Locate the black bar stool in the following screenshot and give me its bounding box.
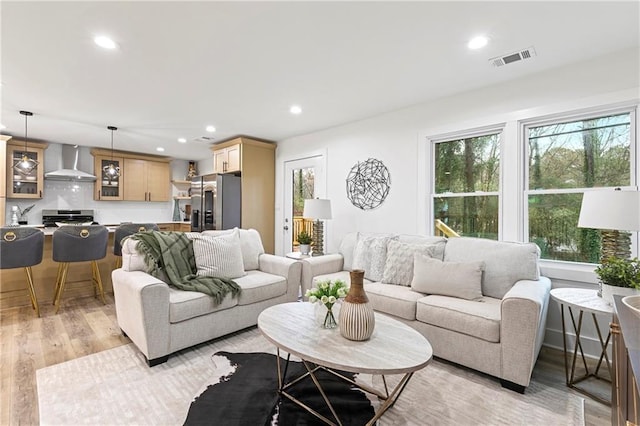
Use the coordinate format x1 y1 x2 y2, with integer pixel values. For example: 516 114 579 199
113 223 159 268
52 225 108 313
0 227 44 317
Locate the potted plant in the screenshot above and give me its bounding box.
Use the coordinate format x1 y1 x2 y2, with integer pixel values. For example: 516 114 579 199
297 230 312 255
595 257 640 304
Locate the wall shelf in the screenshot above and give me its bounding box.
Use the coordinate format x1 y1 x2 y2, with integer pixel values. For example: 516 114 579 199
171 180 191 185
173 196 190 200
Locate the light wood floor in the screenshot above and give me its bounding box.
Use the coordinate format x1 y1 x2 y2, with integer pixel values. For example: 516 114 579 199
1 295 610 425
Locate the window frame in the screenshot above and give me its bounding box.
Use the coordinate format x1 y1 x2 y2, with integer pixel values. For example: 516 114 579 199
521 105 638 266
429 124 505 239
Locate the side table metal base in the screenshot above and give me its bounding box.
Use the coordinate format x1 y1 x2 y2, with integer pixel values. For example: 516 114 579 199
560 303 612 406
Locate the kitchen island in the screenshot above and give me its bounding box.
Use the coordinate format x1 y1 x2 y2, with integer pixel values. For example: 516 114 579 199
0 221 190 311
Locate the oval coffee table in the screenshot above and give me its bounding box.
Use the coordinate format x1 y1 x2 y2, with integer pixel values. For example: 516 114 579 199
258 302 433 426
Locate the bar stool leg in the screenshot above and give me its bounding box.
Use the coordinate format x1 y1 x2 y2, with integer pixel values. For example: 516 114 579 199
91 260 106 304
24 266 40 317
54 262 70 314
53 263 64 305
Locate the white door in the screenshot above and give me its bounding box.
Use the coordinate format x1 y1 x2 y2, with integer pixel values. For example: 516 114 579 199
283 155 325 254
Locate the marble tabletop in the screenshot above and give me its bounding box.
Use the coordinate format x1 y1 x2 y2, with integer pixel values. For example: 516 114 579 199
258 302 433 375
550 288 613 316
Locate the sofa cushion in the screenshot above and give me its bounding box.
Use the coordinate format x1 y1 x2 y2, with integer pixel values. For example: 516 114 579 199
202 228 264 271
381 240 441 286
444 237 540 299
365 282 424 320
411 254 484 300
234 270 288 306
338 232 360 271
416 295 501 343
352 234 398 282
191 230 246 279
169 287 238 323
398 235 447 261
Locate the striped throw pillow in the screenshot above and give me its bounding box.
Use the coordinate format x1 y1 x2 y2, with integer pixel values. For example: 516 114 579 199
191 229 246 279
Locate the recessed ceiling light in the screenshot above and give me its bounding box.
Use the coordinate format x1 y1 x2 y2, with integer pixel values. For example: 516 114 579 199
468 36 489 50
156 147 165 152
94 35 118 49
177 138 187 143
290 105 302 115
206 125 216 133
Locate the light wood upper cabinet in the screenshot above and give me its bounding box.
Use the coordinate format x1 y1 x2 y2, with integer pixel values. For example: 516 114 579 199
91 148 170 202
93 154 124 200
123 158 170 202
213 143 241 174
210 136 276 253
6 139 48 199
146 160 170 202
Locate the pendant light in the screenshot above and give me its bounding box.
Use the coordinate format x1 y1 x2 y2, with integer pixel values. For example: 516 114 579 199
13 110 39 175
102 126 120 177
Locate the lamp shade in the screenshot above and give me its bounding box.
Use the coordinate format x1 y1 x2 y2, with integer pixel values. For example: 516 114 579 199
578 190 640 231
303 199 332 220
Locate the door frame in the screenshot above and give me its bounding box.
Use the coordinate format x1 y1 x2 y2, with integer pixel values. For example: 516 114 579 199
280 150 327 255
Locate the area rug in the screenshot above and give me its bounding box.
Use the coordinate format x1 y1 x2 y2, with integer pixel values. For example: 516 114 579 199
37 327 585 425
184 352 375 425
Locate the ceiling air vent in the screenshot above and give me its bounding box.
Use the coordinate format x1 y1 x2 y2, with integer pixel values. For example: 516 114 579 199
193 136 215 143
489 46 536 67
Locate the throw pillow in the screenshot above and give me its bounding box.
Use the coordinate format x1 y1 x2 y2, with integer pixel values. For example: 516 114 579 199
411 253 484 300
191 229 246 279
352 234 398 282
381 240 440 286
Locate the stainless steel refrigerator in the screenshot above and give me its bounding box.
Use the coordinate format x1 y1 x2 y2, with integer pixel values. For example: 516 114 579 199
190 174 241 232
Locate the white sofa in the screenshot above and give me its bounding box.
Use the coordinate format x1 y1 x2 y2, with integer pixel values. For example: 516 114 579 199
112 229 301 366
301 232 551 393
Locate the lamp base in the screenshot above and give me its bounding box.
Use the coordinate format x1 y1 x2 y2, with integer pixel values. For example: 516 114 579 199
312 220 324 256
600 230 631 261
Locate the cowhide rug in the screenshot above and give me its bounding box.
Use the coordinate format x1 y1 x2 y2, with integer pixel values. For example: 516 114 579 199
183 351 375 426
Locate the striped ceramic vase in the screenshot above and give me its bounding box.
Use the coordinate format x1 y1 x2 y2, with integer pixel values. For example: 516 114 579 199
339 269 375 341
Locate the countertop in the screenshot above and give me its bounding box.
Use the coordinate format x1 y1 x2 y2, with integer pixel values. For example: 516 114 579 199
8 221 189 236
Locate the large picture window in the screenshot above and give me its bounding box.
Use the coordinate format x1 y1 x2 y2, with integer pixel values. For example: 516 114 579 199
526 111 633 262
433 132 501 239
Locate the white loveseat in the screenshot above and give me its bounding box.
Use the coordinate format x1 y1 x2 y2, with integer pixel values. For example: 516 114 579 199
112 229 301 366
301 232 551 393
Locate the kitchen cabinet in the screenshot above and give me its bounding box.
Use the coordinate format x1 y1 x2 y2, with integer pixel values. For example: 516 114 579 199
5 139 48 199
93 154 124 200
213 143 241 174
91 148 171 202
210 136 275 253
123 159 170 202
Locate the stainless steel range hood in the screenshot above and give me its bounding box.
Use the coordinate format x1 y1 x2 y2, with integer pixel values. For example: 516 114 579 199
45 144 97 181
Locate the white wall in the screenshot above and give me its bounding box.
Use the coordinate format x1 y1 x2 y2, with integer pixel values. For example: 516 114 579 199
275 47 640 356
5 143 192 225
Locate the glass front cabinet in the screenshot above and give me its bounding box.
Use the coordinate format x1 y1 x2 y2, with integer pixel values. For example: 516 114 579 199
94 154 124 200
6 140 47 199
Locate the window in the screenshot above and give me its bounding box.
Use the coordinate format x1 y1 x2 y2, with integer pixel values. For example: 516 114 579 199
432 131 501 239
525 111 633 263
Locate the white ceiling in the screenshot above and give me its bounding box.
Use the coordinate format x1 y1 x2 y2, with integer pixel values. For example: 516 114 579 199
1 1 639 161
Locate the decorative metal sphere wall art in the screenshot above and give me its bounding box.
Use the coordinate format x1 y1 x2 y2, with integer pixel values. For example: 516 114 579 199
346 158 391 210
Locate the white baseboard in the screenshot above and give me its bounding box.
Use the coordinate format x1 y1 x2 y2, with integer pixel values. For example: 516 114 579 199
543 327 611 361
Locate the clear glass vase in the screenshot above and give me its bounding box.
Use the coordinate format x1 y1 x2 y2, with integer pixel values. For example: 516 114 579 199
315 303 338 329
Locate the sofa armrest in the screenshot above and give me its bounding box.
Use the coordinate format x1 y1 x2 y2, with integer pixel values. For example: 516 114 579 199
258 254 302 298
300 254 345 297
112 269 171 361
500 276 551 387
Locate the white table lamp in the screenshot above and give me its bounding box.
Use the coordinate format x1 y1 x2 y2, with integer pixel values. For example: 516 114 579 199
578 189 640 260
303 199 332 256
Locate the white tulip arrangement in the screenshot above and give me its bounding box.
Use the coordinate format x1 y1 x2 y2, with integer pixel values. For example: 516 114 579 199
305 280 348 328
